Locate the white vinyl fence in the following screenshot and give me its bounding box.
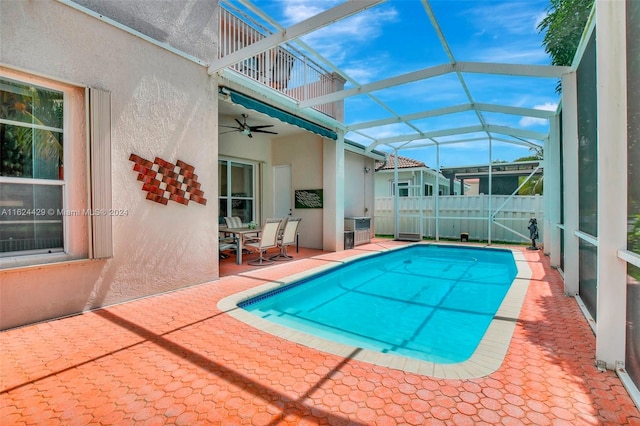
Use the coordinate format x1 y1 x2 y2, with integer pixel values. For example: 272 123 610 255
374 195 543 243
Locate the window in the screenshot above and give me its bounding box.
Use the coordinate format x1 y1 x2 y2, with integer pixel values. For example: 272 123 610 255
0 77 64 256
424 184 433 196
219 159 255 223
391 180 410 197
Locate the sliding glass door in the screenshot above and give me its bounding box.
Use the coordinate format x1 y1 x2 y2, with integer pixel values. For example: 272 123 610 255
218 159 255 224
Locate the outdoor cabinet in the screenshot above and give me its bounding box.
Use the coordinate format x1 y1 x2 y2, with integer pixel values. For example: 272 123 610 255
344 217 371 246
344 230 354 249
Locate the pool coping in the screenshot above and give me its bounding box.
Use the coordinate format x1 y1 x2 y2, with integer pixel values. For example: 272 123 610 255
217 243 532 379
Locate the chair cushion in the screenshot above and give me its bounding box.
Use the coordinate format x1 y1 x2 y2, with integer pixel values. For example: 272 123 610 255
225 216 243 228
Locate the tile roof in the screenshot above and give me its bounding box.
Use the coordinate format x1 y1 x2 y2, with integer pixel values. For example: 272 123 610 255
375 154 426 170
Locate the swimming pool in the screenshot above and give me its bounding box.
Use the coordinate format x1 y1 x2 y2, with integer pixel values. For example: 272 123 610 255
219 243 531 378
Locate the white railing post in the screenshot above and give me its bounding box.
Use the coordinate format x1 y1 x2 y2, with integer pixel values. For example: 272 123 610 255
393 148 400 240
488 139 493 245
435 144 440 241
304 56 309 102
419 169 424 238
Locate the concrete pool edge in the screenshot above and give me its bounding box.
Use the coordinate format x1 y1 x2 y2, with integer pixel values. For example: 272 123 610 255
217 244 532 379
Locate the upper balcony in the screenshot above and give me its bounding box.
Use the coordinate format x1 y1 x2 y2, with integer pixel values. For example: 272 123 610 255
218 5 344 120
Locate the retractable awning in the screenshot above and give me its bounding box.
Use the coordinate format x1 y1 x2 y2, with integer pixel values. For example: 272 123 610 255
222 88 338 140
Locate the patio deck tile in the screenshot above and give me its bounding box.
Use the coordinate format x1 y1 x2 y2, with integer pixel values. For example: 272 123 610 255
1 240 640 425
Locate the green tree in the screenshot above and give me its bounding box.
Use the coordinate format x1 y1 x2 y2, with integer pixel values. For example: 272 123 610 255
0 82 63 179
537 0 595 91
515 147 543 195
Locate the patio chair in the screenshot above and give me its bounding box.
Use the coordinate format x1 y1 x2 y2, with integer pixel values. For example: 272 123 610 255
224 216 243 228
270 217 301 261
245 218 283 266
224 216 258 255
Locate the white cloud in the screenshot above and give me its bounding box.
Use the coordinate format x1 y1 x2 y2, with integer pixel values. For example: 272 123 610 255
534 101 558 111
277 1 399 66
457 1 550 65
279 0 398 42
473 46 550 64
519 102 557 127
302 8 398 47
465 2 548 37
342 66 377 83
281 0 342 25
534 11 548 31
519 116 546 127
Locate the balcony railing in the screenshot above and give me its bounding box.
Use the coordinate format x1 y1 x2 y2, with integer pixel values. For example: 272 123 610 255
218 5 340 118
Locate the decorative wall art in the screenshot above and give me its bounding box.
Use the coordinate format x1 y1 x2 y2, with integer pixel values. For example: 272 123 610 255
129 154 207 206
295 189 323 209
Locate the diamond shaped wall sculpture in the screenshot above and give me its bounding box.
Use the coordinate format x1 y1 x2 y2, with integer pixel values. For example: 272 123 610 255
129 154 207 206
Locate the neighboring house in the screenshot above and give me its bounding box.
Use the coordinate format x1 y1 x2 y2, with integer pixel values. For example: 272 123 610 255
374 154 463 197
463 178 480 195
0 0 382 330
441 161 542 196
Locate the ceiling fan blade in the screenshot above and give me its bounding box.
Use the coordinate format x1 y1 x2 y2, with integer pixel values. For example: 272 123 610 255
229 115 277 137
249 124 275 130
220 125 241 129
219 130 240 135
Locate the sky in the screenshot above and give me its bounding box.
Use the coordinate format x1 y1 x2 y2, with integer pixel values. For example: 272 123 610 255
223 0 559 168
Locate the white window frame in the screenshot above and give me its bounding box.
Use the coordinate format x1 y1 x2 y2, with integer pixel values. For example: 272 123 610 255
390 180 411 197
0 76 66 258
424 183 433 196
0 68 101 268
218 157 257 223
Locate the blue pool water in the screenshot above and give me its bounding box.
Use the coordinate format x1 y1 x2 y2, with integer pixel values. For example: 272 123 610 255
240 245 517 364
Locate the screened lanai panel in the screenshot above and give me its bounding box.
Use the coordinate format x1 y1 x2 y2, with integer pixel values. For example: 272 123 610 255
578 238 597 320
577 32 598 238
628 267 640 399
626 0 640 393
628 0 640 253
577 31 598 319
559 111 565 272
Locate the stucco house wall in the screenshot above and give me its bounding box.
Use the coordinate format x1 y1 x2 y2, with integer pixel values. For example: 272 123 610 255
72 0 219 64
271 133 325 249
344 151 375 219
0 0 220 330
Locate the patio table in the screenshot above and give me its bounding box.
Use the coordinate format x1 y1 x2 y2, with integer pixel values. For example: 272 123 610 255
219 227 260 264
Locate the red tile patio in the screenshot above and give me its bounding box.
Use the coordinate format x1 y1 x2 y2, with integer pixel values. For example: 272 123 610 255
2 240 639 425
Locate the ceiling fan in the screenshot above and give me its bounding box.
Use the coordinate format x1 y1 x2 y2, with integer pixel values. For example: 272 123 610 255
219 114 277 138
